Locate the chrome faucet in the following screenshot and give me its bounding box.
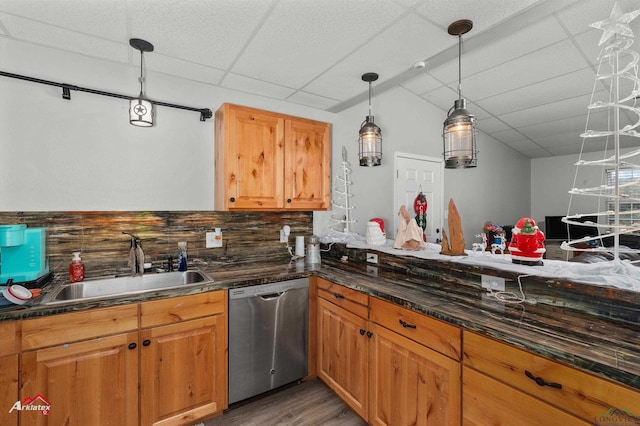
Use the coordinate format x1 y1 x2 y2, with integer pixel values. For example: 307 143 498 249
123 232 144 275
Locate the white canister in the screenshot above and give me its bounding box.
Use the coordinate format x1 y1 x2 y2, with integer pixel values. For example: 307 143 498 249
295 236 305 257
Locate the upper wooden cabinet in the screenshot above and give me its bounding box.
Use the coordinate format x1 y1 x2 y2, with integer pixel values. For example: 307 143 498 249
215 103 331 211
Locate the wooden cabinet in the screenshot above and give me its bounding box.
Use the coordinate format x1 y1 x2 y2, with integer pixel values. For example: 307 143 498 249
215 103 331 211
0 321 20 426
368 298 461 426
317 278 461 425
17 291 227 426
20 305 139 426
317 278 369 419
463 330 640 425
140 292 227 426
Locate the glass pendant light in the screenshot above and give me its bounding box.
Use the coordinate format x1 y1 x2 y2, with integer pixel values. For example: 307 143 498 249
359 72 382 167
129 38 154 127
443 20 477 169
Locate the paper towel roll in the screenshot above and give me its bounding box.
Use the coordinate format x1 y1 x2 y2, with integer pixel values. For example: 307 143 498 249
295 236 305 257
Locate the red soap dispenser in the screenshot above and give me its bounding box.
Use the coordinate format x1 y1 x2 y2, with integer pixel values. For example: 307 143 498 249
69 251 85 283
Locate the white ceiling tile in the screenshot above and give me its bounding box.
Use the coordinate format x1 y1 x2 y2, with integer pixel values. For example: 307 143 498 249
555 0 640 36
499 91 608 128
287 91 340 110
231 0 406 89
303 14 451 101
504 140 552 158
0 0 127 41
145 54 225 85
221 73 296 100
0 13 128 63
414 0 542 35
401 71 444 95
477 117 511 134
518 115 588 140
420 85 456 112
490 129 528 144
460 39 591 100
476 67 597 116
129 0 276 69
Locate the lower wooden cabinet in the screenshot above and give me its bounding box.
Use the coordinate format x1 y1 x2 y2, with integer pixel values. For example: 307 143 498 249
369 323 460 426
16 290 228 426
140 315 227 426
317 279 461 425
0 321 20 426
463 330 640 425
317 296 369 419
20 331 139 426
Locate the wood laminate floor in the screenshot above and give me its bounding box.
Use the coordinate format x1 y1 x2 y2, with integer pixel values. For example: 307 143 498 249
203 379 366 426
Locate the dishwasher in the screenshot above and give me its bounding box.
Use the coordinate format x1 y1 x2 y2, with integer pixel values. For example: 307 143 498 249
228 278 309 404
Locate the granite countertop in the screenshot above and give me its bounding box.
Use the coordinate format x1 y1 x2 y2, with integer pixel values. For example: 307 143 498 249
1 256 638 392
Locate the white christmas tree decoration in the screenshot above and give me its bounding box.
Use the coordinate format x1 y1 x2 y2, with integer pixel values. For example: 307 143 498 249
325 146 358 241
563 1 640 263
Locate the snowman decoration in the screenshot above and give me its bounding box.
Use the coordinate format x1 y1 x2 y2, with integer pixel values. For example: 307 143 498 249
509 217 546 266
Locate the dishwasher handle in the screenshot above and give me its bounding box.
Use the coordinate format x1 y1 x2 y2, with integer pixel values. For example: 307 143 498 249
260 292 284 300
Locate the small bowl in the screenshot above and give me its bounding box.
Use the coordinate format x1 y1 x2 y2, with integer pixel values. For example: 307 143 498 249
3 284 32 305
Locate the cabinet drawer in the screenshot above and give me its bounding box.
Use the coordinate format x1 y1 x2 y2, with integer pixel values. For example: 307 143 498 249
141 290 226 328
463 331 640 422
317 278 368 318
369 296 461 360
22 304 139 350
463 366 588 426
0 321 19 356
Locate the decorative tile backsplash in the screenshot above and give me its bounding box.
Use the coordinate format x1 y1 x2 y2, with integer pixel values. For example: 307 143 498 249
0 211 313 279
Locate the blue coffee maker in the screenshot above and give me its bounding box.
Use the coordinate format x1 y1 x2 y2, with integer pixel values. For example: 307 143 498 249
0 224 49 284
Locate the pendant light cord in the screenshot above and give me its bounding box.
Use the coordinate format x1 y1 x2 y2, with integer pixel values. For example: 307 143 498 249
139 51 145 97
368 81 373 116
457 34 462 99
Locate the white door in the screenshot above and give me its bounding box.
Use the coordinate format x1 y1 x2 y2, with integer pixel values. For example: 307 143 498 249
394 153 444 242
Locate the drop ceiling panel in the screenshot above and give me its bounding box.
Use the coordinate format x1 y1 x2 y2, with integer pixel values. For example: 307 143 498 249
414 0 542 36
518 115 592 140
221 73 297 100
476 67 597 116
287 91 340 110
303 14 450 101
490 129 528 144
0 13 128 63
129 0 274 69
146 54 225 86
231 0 406 89
401 72 444 96
477 117 512 134
555 0 640 36
0 0 128 41
499 92 604 128
459 39 592 101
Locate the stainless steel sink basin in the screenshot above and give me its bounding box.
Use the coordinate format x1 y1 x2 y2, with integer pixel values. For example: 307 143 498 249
42 270 213 305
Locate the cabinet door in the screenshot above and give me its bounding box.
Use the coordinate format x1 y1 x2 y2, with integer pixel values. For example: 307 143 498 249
1 354 18 426
140 315 227 426
20 332 139 426
284 118 331 210
463 367 588 426
216 104 285 210
317 297 369 420
369 323 460 426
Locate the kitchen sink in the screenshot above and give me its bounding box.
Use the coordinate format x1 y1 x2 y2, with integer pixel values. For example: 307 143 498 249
41 270 213 305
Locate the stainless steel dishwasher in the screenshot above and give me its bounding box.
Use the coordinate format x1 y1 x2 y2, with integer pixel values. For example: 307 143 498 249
228 278 309 404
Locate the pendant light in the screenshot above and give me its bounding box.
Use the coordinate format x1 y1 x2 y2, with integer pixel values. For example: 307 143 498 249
359 72 382 167
443 20 477 169
129 38 154 127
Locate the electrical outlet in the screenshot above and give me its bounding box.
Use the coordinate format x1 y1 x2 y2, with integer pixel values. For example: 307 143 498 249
366 252 378 264
366 265 378 276
481 274 505 292
206 229 223 248
280 225 290 243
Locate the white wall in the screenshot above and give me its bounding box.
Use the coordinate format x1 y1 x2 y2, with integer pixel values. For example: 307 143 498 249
1 38 532 248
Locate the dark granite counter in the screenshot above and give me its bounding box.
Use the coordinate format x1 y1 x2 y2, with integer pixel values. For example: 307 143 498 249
1 253 638 393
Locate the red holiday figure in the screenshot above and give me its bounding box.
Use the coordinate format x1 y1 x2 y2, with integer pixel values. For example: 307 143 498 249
509 217 546 265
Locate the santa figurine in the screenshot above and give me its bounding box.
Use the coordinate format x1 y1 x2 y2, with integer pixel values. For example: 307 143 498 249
509 217 546 266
